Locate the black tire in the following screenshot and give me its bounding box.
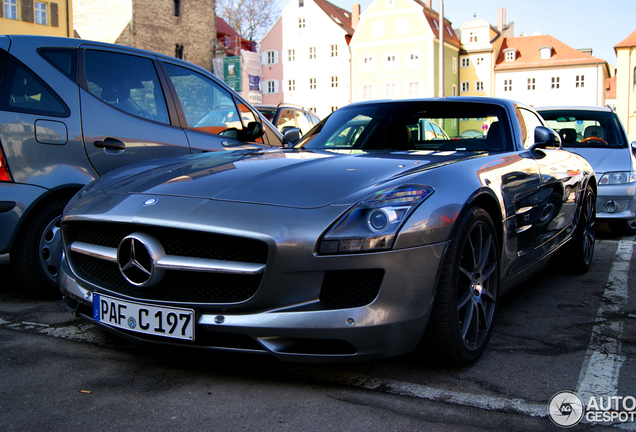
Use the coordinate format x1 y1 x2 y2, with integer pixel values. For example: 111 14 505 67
10 198 68 296
567 184 596 274
425 207 499 366
608 219 636 236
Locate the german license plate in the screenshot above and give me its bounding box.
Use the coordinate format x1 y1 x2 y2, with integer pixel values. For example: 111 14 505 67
93 294 194 341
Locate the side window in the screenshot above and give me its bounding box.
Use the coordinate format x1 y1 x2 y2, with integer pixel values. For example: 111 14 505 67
518 108 544 149
0 54 69 117
39 48 78 81
163 62 241 135
84 50 170 124
295 111 313 133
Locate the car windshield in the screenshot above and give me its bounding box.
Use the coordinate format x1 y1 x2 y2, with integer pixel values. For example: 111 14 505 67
297 101 511 152
538 109 628 149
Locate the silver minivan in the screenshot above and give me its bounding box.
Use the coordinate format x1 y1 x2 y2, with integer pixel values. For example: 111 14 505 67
537 106 636 235
0 35 288 294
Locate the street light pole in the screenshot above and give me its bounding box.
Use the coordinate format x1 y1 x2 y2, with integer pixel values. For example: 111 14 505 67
439 0 444 97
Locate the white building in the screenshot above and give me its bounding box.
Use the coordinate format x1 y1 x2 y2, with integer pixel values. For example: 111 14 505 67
494 34 609 106
259 0 354 117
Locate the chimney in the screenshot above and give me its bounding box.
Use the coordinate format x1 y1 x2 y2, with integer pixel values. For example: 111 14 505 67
498 8 506 32
352 4 360 28
425 0 431 9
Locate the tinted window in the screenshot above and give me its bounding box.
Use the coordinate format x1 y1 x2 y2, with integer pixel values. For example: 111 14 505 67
539 109 628 148
84 50 170 124
39 48 77 81
0 54 69 117
163 62 242 134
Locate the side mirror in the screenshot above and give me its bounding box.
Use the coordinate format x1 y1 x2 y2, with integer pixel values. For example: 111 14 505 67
282 127 301 146
631 142 636 157
533 126 561 150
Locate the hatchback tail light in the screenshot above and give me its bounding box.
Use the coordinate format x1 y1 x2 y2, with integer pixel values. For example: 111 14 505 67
0 145 12 182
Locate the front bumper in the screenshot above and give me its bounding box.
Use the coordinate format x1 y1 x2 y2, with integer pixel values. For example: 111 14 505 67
59 240 448 362
596 182 636 221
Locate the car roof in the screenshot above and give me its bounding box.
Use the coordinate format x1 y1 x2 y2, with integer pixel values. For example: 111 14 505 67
535 106 613 113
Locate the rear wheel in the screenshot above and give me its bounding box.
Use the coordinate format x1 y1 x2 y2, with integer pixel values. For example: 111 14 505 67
11 198 68 296
567 184 596 274
425 207 499 366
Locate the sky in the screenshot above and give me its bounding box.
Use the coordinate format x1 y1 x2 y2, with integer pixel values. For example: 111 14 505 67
275 0 635 66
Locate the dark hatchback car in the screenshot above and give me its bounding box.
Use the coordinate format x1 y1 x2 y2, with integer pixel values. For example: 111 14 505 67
0 35 286 294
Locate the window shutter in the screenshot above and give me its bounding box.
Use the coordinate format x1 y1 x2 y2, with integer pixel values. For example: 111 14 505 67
261 52 268 65
0 3 3 18
274 80 279 93
273 50 279 65
51 3 59 27
21 0 34 23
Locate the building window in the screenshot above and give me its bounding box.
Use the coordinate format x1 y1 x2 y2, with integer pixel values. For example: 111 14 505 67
331 106 338 112
386 0 394 7
576 75 585 88
634 68 636 93
527 78 535 90
5 0 18 20
383 53 398 70
469 31 477 43
331 76 338 88
475 81 484 91
504 79 512 91
288 49 295 62
299 0 304 7
288 79 295 91
309 47 316 59
461 81 469 92
452 85 457 96
505 50 516 62
461 58 470 68
476 57 484 66
267 81 276 93
372 21 385 37
551 77 560 89
452 57 457 74
266 50 278 64
360 55 376 72
309 107 317 113
331 44 338 57
35 1 47 25
408 82 419 97
299 18 305 28
309 78 316 89
173 0 180 17
175 44 184 59
385 83 396 98
363 85 373 100
396 17 409 35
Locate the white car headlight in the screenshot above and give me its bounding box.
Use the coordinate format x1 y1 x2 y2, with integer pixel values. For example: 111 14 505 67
318 185 434 254
599 171 636 185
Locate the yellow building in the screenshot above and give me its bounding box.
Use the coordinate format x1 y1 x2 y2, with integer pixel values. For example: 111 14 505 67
458 10 513 97
1 0 73 37
614 28 636 142
349 0 460 102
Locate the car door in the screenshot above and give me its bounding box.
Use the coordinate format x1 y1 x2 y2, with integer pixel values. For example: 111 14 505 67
159 60 272 152
79 46 190 176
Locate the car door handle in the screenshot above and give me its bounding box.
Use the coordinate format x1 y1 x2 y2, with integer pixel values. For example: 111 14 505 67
94 138 126 151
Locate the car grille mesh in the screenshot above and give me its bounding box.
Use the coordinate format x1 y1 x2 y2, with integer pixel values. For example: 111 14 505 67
66 222 267 304
319 269 384 306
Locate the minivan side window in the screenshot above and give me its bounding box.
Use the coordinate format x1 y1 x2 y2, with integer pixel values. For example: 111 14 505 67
162 62 243 135
0 54 69 117
84 50 170 124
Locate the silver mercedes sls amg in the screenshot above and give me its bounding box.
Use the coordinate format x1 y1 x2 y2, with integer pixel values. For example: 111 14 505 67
58 97 597 365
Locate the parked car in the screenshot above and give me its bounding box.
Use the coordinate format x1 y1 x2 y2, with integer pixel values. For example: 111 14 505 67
536 106 636 235
256 103 320 137
0 35 290 295
58 97 596 365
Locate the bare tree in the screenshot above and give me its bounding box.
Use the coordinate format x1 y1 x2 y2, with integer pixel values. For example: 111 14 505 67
216 0 280 42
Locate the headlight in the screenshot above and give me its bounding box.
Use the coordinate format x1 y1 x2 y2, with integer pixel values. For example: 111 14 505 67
599 171 636 185
318 185 434 254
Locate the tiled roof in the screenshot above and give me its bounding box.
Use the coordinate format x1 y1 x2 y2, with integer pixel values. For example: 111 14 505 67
495 34 606 70
314 0 354 35
216 17 239 38
615 28 636 50
412 0 460 48
606 76 617 99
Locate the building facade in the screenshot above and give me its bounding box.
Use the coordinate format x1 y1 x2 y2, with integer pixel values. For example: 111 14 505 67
614 29 636 142
259 0 354 117
73 0 216 71
349 0 460 102
1 0 73 37
493 34 609 107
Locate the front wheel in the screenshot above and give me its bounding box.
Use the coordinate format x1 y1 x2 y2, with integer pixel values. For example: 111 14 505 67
425 207 500 366
11 198 68 296
567 184 596 274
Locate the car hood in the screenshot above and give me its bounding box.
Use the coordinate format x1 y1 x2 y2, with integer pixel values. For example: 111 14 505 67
565 147 632 174
98 149 475 209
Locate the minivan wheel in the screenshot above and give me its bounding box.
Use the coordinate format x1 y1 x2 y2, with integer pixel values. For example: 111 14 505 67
11 198 68 296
